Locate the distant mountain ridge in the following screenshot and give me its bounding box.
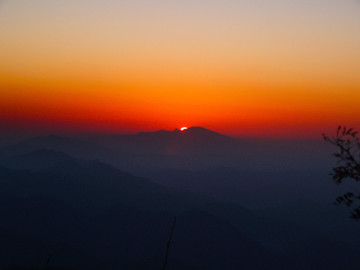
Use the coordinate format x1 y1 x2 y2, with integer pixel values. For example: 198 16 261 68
0 127 240 172
101 126 237 155
0 134 109 158
134 126 233 139
124 126 234 141
0 127 235 155
1 148 78 171
0 127 332 172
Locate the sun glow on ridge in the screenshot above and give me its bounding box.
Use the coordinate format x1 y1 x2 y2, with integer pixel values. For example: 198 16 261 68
180 127 188 131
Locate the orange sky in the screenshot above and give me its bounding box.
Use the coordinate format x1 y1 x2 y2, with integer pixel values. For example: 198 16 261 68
1 0 360 138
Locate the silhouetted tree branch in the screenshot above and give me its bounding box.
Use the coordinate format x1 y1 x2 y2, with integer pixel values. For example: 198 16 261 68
323 126 360 219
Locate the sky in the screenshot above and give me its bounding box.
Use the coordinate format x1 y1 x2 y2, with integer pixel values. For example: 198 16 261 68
0 0 359 138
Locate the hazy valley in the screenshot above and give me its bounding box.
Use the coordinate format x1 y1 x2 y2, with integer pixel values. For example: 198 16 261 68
0 127 358 269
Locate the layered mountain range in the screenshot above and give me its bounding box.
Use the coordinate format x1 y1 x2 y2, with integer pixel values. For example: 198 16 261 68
0 127 356 269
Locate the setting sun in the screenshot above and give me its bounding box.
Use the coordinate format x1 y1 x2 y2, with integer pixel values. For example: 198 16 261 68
180 127 188 131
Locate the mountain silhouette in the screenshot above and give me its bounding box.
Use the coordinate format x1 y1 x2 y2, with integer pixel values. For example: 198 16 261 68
99 126 237 155
0 128 239 172
0 135 109 159
0 128 332 173
1 148 78 171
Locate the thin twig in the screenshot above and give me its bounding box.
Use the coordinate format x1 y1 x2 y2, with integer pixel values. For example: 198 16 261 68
44 254 52 270
161 216 176 270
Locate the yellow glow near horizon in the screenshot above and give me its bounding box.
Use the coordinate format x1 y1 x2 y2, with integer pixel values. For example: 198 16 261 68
0 1 360 137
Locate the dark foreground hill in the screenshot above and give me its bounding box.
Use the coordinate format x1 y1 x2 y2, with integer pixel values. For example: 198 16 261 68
0 162 283 270
0 158 359 270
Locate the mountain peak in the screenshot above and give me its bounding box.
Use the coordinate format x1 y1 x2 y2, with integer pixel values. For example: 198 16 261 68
171 126 233 140
187 126 219 134
173 126 222 134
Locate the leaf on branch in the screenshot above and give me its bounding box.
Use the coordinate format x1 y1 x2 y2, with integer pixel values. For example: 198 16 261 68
350 207 360 220
346 128 353 135
337 125 342 136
